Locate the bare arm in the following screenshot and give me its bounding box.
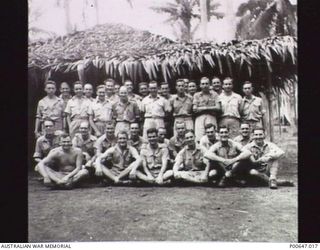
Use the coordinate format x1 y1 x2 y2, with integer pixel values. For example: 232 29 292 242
204 145 227 163
89 115 102 137
64 150 83 180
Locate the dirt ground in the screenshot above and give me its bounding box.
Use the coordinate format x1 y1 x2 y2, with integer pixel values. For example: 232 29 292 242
28 128 297 242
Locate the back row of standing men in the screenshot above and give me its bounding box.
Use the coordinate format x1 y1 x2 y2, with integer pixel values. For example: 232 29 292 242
34 77 266 142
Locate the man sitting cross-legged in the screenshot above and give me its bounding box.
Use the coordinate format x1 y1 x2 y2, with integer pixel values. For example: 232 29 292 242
243 127 293 189
94 131 141 184
204 126 251 187
173 130 214 184
130 128 173 185
37 133 89 189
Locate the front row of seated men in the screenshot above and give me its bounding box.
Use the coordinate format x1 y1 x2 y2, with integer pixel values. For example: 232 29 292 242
34 119 293 190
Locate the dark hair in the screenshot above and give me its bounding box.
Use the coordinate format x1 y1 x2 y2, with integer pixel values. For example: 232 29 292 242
212 77 221 82
96 85 106 91
223 77 233 83
240 122 251 128
124 79 133 84
243 81 253 88
146 128 158 135
73 81 83 88
60 82 70 88
176 79 184 85
130 122 140 128
105 121 115 127
218 125 229 132
185 129 195 135
158 127 166 132
138 82 148 87
149 80 158 86
204 123 216 130
104 78 115 84
44 80 56 88
117 130 129 138
160 82 169 87
253 127 265 133
60 133 71 140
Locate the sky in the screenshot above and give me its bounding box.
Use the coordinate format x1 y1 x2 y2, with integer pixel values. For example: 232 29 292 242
29 0 297 43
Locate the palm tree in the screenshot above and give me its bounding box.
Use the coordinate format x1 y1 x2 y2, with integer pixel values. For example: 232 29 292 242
236 0 297 40
150 0 224 42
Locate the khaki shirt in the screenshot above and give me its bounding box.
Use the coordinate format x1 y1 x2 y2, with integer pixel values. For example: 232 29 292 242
94 134 117 154
101 145 139 171
88 99 113 122
59 94 72 111
193 91 219 108
241 95 265 122
128 94 142 107
243 141 285 160
169 135 187 155
175 145 207 171
33 134 61 159
128 136 147 153
218 92 243 118
209 139 243 159
141 95 171 118
233 135 252 146
36 96 64 123
72 133 97 157
140 144 169 171
112 101 140 122
64 96 91 121
170 94 193 117
106 94 120 106
199 135 218 150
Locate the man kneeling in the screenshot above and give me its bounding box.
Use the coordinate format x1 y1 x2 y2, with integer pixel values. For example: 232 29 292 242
94 131 140 184
37 134 89 189
173 130 212 184
131 128 173 185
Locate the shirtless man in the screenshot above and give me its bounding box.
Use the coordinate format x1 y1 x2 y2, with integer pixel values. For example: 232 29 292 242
37 134 89 189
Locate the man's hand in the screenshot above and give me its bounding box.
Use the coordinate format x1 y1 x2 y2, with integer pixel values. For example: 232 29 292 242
114 176 120 184
222 159 234 167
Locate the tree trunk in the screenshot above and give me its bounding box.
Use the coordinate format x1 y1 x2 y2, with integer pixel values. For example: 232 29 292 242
64 0 72 34
267 73 274 142
200 0 208 41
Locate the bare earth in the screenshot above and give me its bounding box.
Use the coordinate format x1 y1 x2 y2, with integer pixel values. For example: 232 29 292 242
28 131 297 242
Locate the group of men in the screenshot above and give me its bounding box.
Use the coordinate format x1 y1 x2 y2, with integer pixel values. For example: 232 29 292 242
33 77 292 189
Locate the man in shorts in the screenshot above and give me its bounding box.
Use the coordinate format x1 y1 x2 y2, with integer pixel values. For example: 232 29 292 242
94 131 141 184
204 126 251 187
37 134 89 189
130 128 173 185
173 130 213 184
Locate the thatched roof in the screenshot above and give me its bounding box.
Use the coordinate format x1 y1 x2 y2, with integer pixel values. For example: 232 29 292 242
28 23 176 67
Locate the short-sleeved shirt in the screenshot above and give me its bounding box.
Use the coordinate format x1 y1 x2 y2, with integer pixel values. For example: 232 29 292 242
102 145 139 171
128 136 147 153
243 141 284 160
88 99 113 122
141 95 171 118
199 135 218 150
128 94 142 106
64 96 91 120
193 91 219 109
175 145 207 171
140 144 169 171
106 94 120 106
209 139 243 159
94 134 117 154
59 94 72 111
169 135 187 154
218 92 243 118
233 135 252 146
170 94 193 117
36 96 64 122
72 133 97 157
85 97 95 102
33 134 61 159
158 138 170 148
241 95 265 122
112 100 140 123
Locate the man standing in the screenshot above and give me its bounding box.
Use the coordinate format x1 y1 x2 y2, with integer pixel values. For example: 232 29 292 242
140 81 171 138
131 128 173 185
199 123 218 150
240 81 266 129
72 121 97 169
173 130 212 184
170 79 194 135
124 79 142 106
94 122 117 156
65 81 91 138
84 83 94 102
169 121 187 158
183 78 190 94
188 81 197 97
59 82 72 110
37 134 89 189
88 85 113 137
138 82 149 98
233 123 252 146
95 131 141 184
112 86 140 136
105 78 120 105
128 122 147 153
212 77 223 95
193 77 220 142
243 128 286 189
35 81 64 137
33 119 62 171
204 126 251 187
159 82 172 101
218 77 243 139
